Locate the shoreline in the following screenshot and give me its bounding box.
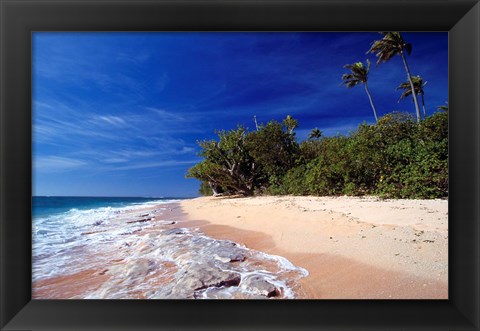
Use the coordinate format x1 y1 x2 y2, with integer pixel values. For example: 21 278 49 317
179 195 448 299
32 195 448 299
33 200 307 299
32 203 185 299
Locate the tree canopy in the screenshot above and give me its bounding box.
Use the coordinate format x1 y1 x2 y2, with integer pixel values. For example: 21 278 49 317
187 112 448 199
187 117 300 196
187 31 447 199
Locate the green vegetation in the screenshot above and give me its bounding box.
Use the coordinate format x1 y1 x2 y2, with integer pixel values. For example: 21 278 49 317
187 126 259 196
187 120 299 196
437 101 448 112
187 112 447 199
187 32 448 199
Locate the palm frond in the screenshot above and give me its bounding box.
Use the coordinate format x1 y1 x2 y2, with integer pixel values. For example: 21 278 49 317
403 43 412 55
396 81 411 91
341 60 369 87
342 79 361 88
396 75 427 101
367 31 412 64
436 101 448 111
398 89 412 101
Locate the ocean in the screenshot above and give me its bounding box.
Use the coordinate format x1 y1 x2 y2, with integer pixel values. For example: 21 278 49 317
33 196 182 219
32 196 183 282
32 196 307 299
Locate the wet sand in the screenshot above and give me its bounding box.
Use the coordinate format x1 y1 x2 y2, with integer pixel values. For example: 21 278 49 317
180 196 448 299
33 196 448 299
33 205 184 299
33 203 306 299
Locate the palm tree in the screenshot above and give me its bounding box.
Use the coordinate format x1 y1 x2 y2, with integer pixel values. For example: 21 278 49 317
283 115 298 134
309 128 322 140
367 32 422 123
397 75 427 119
253 115 259 131
342 59 379 123
437 102 448 112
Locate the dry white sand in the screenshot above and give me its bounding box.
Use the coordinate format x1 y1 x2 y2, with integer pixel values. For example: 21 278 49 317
180 195 448 299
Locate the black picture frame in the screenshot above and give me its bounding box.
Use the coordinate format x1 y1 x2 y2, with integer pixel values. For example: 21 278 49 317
1 0 479 330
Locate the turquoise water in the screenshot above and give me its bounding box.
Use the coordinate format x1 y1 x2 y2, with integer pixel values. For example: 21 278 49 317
32 196 185 281
33 196 185 219
32 196 308 299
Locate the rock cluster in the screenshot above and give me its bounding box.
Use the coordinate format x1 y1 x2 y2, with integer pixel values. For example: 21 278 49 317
141 228 298 299
83 212 306 299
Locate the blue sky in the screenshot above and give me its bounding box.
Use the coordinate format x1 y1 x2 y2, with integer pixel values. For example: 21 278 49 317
32 32 448 197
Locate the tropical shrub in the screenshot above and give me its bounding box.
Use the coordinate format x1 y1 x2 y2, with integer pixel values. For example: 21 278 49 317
189 112 448 199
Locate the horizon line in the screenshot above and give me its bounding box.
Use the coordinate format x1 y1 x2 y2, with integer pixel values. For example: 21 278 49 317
32 195 197 198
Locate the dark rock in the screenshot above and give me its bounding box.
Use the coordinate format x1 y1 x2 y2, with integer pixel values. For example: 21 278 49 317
190 263 241 289
206 241 247 262
243 275 280 297
124 258 156 278
81 229 107 235
162 228 185 235
99 269 109 275
127 218 152 224
216 248 247 262
120 229 142 235
170 263 241 298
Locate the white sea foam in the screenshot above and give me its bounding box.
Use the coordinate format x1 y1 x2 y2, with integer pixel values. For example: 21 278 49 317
33 199 307 299
32 199 179 280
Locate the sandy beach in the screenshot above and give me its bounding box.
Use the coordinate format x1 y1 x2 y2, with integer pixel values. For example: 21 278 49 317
180 195 448 299
32 195 448 300
33 200 308 299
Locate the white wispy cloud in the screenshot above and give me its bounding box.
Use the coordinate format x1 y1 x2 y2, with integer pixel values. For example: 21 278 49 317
109 149 160 159
33 116 121 143
112 159 198 171
33 98 77 114
115 52 151 65
94 115 128 127
33 101 54 110
34 156 87 172
146 107 185 121
34 41 148 100
155 73 169 92
102 158 129 164
74 141 196 168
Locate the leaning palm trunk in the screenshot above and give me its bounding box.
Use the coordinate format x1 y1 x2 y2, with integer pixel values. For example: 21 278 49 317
421 94 427 118
364 83 379 123
400 51 422 123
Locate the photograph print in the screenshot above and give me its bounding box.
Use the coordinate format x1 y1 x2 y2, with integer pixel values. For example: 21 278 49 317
32 32 448 299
